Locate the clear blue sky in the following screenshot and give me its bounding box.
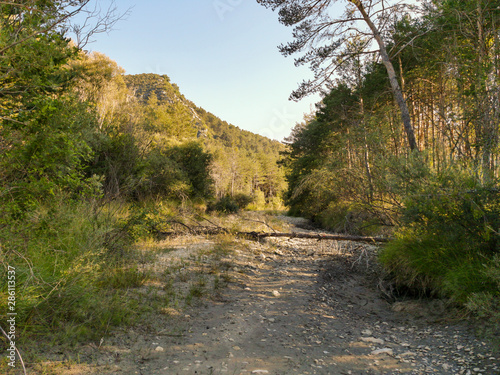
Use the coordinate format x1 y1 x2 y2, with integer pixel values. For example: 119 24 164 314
77 0 328 141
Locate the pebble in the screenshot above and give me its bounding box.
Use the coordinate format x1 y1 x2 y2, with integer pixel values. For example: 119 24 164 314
361 337 385 345
155 346 164 352
272 290 281 297
371 348 394 356
252 370 269 374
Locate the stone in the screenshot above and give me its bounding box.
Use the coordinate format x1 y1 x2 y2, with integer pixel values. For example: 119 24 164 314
155 346 164 352
361 337 385 345
371 348 394 356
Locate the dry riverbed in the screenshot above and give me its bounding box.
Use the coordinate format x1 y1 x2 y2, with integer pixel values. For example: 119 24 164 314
29 214 499 374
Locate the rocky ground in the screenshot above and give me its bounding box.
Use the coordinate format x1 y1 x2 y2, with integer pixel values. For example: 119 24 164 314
29 215 500 374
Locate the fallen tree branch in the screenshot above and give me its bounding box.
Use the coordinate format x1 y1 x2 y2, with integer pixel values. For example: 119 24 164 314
241 217 278 233
157 227 389 243
237 231 390 243
156 226 229 239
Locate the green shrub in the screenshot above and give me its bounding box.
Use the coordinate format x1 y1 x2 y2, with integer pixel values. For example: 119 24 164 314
233 193 253 210
248 190 267 211
208 195 240 214
380 167 500 304
318 201 382 235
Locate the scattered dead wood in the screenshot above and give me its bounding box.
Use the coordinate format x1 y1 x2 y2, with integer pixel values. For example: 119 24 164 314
237 231 390 243
157 227 389 243
156 226 229 239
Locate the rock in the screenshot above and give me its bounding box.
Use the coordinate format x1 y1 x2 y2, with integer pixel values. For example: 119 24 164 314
272 290 281 297
361 337 385 345
155 346 164 352
362 329 373 336
252 371 269 374
371 348 394 356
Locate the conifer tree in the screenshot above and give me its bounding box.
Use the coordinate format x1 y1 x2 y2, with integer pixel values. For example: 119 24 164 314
257 0 419 151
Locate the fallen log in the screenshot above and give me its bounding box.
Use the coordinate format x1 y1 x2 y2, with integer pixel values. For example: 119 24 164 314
157 228 389 243
237 231 390 243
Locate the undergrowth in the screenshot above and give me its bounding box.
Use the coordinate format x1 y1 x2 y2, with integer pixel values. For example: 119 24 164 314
379 166 500 338
0 196 148 352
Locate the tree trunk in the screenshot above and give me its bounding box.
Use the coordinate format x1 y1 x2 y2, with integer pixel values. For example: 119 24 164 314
349 0 419 152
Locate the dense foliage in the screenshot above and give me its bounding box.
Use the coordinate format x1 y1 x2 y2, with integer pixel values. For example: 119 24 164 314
0 2 286 351
280 0 500 329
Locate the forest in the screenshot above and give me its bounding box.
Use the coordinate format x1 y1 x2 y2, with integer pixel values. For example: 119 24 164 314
1 0 500 367
273 0 500 330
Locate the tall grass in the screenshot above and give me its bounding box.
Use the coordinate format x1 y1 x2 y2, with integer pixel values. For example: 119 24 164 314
0 196 146 346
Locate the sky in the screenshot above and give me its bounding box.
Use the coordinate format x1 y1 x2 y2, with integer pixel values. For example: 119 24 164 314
75 0 333 141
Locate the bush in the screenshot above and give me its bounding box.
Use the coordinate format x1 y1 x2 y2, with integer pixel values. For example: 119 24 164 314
248 190 267 211
208 195 240 214
380 167 500 304
233 193 253 210
318 201 382 235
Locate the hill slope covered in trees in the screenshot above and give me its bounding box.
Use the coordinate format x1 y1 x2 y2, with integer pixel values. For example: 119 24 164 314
123 73 286 206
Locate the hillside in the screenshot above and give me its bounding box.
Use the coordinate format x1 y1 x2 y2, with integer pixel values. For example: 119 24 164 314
124 73 283 154
124 73 286 202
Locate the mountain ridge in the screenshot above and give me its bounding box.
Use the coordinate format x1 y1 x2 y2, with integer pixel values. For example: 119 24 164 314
123 73 284 154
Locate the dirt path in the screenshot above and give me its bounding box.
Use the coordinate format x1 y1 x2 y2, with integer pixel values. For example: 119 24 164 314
69 216 498 374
